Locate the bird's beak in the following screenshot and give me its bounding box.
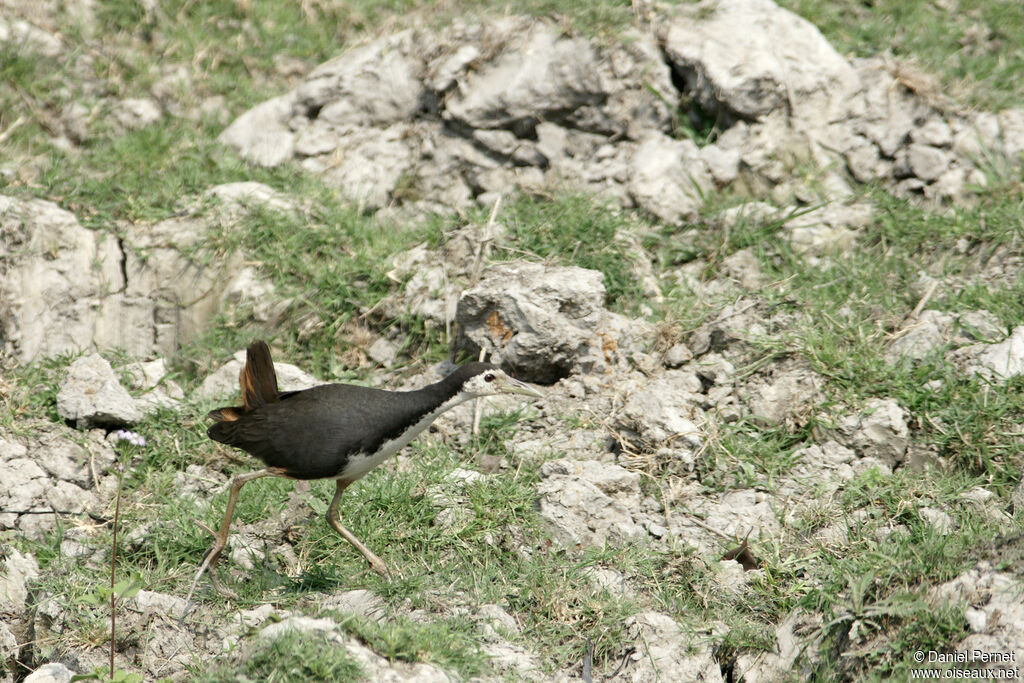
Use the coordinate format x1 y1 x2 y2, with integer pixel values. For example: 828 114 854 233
499 375 544 399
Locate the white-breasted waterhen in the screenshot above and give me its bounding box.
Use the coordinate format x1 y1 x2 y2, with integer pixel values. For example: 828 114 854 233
186 340 542 603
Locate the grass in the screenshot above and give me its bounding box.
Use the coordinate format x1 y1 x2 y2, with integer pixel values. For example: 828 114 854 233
776 0 1024 109
195 629 364 682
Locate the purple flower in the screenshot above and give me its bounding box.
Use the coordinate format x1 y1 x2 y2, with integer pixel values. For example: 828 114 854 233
111 430 147 448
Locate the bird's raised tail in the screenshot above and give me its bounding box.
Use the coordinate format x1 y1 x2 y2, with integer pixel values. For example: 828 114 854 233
208 341 280 427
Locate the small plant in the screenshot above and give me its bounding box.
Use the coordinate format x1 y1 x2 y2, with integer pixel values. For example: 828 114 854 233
84 429 148 683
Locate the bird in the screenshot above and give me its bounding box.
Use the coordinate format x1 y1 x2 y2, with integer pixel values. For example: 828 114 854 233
185 340 542 604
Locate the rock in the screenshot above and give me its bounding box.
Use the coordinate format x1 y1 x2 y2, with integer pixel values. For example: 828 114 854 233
888 309 1004 361
295 30 425 128
300 123 418 209
906 143 952 181
911 117 953 147
919 506 956 535
112 98 162 130
721 249 766 290
124 358 185 414
0 196 119 361
930 562 1024 675
0 619 16 661
616 373 704 452
536 458 645 547
622 611 724 682
663 343 694 368
366 337 398 367
998 108 1024 159
886 310 952 361
744 361 823 426
785 202 871 255
844 135 887 183
127 590 188 617
835 398 909 467
583 567 636 599
56 354 143 428
661 0 857 121
477 604 520 635
220 94 297 166
446 22 602 131
23 664 74 683
0 18 63 57
260 616 338 639
0 427 111 535
321 589 387 623
700 144 741 185
958 326 1024 380
205 181 297 214
0 548 39 614
628 132 712 223
455 261 609 383
735 611 822 681
220 266 285 324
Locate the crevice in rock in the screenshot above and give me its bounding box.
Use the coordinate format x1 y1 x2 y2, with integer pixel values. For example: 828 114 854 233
116 233 128 294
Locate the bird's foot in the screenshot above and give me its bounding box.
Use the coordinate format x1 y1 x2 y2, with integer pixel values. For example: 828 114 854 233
362 550 390 578
208 570 239 599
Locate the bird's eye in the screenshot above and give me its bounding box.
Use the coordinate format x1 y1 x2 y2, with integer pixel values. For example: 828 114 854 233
484 372 495 382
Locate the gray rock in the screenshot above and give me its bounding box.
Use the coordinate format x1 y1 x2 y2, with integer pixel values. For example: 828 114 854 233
445 22 602 131
661 0 857 121
300 123 418 209
919 506 956 535
836 398 909 467
366 337 398 367
663 343 694 368
23 664 74 683
785 202 871 255
0 619 16 661
907 143 952 181
260 616 338 639
218 94 296 166
127 589 188 617
112 98 161 130
999 108 1024 159
735 611 822 681
628 132 712 223
321 589 387 623
886 309 953 361
205 181 297 214
455 261 607 383
700 144 741 185
622 611 724 682
0 548 39 614
0 196 120 362
844 135 886 183
295 30 425 128
0 19 63 58
537 458 645 547
745 361 823 426
124 358 185 414
958 326 1024 380
930 562 1024 673
57 354 142 428
617 374 704 452
911 117 953 147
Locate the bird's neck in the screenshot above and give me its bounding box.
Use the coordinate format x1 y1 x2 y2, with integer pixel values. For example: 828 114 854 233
415 374 476 416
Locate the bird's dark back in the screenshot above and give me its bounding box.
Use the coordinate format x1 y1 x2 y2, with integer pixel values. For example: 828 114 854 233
208 381 451 479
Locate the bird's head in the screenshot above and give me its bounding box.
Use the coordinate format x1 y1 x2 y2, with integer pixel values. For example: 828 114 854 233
455 362 544 400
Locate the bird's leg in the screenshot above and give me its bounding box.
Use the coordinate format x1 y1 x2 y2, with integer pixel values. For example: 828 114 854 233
326 479 390 576
184 468 282 609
